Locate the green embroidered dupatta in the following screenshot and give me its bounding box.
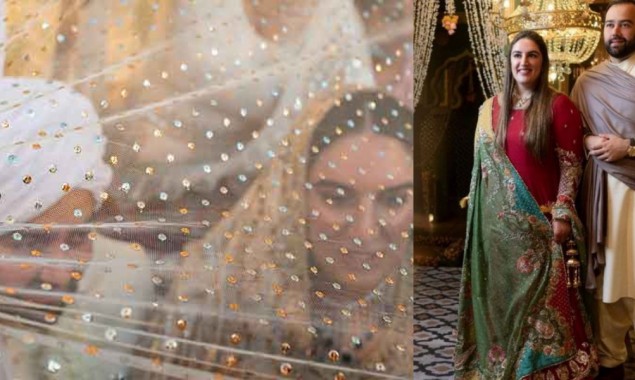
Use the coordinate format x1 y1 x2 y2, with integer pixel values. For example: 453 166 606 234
454 98 595 379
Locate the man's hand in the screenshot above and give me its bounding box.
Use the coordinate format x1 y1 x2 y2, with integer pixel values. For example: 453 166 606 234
587 134 630 162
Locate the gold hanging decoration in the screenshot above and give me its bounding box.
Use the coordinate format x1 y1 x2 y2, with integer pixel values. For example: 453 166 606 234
564 239 581 288
501 0 602 82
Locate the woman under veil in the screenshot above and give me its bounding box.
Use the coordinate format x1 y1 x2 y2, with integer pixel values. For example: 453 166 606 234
0 1 412 379
142 90 413 379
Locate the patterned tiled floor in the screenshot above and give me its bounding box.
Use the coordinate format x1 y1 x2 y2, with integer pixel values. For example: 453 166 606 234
413 266 460 380
413 266 635 380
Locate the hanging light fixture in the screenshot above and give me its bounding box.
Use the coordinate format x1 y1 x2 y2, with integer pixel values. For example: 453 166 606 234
502 0 602 82
464 0 508 97
414 0 441 105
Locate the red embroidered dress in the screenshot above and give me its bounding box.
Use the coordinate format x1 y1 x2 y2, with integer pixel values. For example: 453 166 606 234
454 95 597 379
493 94 583 214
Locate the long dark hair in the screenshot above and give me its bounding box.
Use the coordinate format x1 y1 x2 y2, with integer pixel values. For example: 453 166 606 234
496 30 556 160
307 90 413 169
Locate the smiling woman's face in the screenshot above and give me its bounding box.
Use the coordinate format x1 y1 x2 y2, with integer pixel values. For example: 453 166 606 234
307 130 412 298
510 38 543 92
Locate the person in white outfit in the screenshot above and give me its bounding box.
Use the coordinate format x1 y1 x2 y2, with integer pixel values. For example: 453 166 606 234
570 1 635 378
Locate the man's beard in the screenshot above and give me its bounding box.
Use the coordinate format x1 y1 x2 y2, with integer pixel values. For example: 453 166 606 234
605 36 635 59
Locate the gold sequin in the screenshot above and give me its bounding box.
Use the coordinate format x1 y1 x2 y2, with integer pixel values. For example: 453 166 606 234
61 183 71 192
70 271 82 281
225 355 238 367
328 349 340 362
229 333 241 345
279 363 293 376
85 345 100 356
281 342 291 355
176 319 187 331
23 175 32 184
61 295 75 305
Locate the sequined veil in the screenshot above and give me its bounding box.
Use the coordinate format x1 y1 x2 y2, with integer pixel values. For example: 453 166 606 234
147 90 414 379
0 1 413 379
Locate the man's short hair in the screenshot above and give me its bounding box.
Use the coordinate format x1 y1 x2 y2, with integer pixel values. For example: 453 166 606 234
607 0 635 12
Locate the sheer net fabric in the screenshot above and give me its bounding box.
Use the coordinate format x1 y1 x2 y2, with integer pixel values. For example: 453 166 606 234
0 1 412 379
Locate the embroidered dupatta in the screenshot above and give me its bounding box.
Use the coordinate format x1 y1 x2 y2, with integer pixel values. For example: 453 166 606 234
454 98 596 379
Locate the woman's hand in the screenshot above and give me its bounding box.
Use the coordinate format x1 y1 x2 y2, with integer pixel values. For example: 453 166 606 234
552 219 571 244
584 134 606 151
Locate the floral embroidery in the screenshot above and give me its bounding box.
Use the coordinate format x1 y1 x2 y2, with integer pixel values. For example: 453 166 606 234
555 366 569 379
534 320 556 340
487 345 506 366
553 147 582 221
516 249 543 273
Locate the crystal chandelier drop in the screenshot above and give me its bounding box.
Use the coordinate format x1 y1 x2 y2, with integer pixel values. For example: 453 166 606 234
464 0 508 97
502 0 602 82
414 0 441 105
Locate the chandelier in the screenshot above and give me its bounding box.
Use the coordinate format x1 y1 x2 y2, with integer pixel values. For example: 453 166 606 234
414 0 441 105
464 0 508 97
501 0 602 82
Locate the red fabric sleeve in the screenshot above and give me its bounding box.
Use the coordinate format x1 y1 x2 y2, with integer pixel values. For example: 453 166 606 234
551 94 584 220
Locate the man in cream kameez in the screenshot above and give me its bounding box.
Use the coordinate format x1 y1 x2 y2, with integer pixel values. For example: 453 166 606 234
571 1 635 379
